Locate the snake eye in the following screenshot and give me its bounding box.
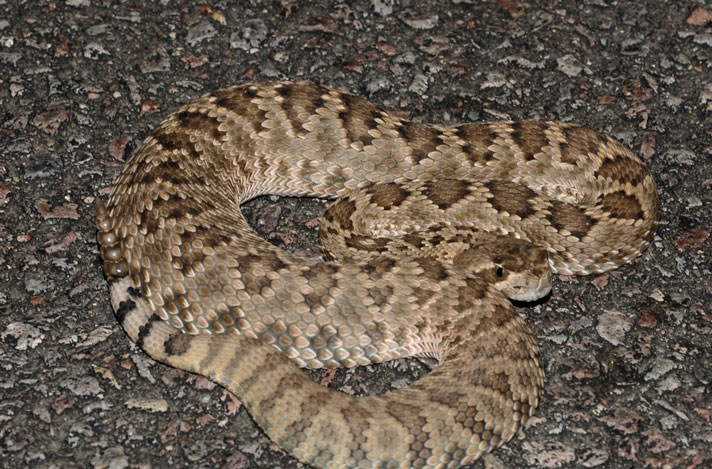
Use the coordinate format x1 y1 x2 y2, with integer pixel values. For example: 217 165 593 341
495 267 504 278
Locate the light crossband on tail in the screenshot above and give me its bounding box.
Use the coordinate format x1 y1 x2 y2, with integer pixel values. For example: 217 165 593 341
97 82 658 468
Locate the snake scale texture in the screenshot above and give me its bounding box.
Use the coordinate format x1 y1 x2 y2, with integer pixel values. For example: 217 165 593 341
96 82 659 468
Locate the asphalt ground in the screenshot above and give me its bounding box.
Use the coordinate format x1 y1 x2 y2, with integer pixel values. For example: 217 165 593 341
0 1 710 468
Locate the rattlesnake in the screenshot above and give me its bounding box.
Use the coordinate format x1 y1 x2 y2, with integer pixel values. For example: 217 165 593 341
96 81 659 468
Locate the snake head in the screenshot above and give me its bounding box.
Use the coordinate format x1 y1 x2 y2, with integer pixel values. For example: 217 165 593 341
454 238 552 302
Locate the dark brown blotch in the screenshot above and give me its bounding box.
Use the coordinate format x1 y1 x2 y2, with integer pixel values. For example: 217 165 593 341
599 190 644 220
344 234 392 253
454 276 488 314
212 87 267 131
152 127 201 161
411 285 436 308
180 249 204 269
322 210 334 224
183 225 232 248
559 125 608 166
176 111 225 143
213 86 256 108
415 258 450 283
138 159 206 187
278 83 327 135
547 200 595 239
594 154 646 187
264 252 290 273
423 179 471 210
364 182 409 210
456 124 496 164
397 121 442 164
363 283 394 309
153 193 206 219
300 262 339 286
326 197 357 231
139 193 208 235
362 257 398 277
485 181 538 220
340 93 381 147
402 232 427 250
237 252 289 273
235 252 260 271
510 121 550 162
139 209 158 235
425 232 445 247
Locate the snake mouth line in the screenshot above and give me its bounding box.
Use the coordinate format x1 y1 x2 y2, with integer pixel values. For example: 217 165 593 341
508 283 553 302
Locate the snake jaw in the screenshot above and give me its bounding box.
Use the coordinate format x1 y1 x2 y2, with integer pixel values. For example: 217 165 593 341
500 273 553 302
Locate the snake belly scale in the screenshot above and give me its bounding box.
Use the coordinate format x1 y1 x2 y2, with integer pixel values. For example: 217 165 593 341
96 81 659 468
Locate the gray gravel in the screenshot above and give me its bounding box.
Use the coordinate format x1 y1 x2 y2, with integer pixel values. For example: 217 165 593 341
1 1 710 468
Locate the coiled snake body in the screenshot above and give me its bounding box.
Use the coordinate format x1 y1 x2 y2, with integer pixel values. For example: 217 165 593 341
97 82 659 468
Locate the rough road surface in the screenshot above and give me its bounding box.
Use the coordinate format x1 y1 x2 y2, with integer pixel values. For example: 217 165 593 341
1 1 710 468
